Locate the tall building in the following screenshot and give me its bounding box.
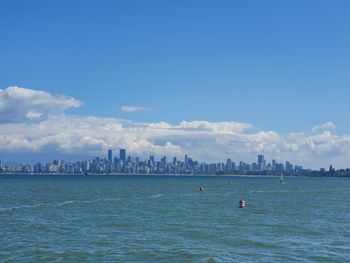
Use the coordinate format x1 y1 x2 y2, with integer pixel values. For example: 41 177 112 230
108 149 113 163
161 156 167 164
272 159 276 170
119 148 126 161
226 159 233 172
285 161 294 172
258 154 264 164
258 154 265 171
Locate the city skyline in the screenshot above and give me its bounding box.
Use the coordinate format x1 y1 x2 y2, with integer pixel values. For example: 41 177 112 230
1 1 350 168
4 148 349 177
0 149 305 175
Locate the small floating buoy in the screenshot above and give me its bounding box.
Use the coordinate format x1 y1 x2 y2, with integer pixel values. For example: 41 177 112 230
239 200 246 208
199 186 204 192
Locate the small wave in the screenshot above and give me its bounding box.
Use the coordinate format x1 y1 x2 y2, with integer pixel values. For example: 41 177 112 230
182 193 198 197
248 190 293 193
0 203 45 213
98 197 120 202
81 199 103 203
57 200 76 206
57 197 120 206
149 194 164 198
224 191 244 195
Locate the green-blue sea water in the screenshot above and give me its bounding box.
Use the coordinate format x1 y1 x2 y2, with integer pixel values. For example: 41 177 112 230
1 175 349 262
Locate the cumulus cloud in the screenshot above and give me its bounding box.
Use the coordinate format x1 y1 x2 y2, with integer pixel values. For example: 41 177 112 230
175 121 252 133
0 86 82 123
1 87 350 168
312 122 336 133
121 105 152 112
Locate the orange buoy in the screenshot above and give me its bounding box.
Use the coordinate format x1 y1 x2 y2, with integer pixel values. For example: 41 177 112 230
239 200 246 208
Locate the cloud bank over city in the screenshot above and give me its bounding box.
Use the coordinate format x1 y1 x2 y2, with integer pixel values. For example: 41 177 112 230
1 86 350 169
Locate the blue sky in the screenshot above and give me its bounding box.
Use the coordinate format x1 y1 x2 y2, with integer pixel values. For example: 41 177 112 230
1 1 350 167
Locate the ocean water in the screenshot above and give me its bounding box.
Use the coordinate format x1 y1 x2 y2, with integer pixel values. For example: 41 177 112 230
0 175 349 262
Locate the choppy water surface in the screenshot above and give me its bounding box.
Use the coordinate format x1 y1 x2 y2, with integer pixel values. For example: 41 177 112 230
1 175 349 262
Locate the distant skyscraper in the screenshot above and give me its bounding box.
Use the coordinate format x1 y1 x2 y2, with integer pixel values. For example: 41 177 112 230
258 155 264 164
108 149 112 163
161 156 167 164
258 154 265 170
120 148 126 161
285 161 293 172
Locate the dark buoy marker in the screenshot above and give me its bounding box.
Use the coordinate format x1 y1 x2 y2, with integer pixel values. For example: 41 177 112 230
239 200 246 208
199 186 204 192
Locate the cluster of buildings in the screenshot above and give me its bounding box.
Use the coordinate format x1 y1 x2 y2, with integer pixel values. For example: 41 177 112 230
0 149 305 175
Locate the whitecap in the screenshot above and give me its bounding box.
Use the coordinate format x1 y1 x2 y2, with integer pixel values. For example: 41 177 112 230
57 200 76 206
149 194 164 198
0 203 45 212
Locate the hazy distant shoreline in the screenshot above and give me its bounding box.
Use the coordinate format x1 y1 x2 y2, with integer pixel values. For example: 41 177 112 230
1 173 348 177
0 172 281 177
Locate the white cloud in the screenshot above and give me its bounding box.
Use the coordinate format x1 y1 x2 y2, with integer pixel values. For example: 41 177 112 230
312 122 336 133
175 120 252 133
0 86 82 123
121 105 152 112
148 121 172 129
1 87 350 168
